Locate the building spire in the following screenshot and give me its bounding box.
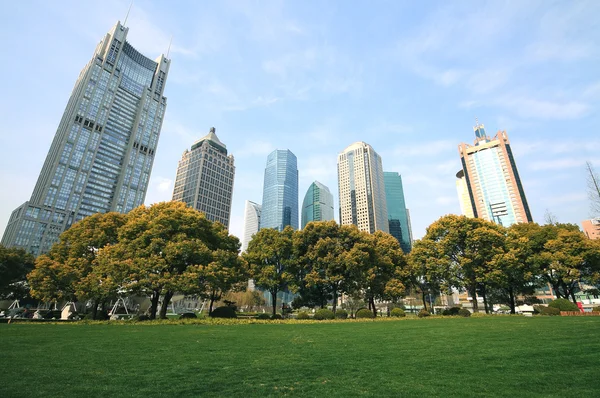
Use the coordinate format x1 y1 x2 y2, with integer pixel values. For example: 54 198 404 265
124 1 133 26
166 36 173 59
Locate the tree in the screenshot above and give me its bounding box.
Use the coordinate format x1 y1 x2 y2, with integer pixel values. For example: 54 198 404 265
94 202 241 319
417 215 505 313
0 245 35 300
244 226 294 316
27 212 126 317
408 238 448 311
586 161 600 217
352 231 408 317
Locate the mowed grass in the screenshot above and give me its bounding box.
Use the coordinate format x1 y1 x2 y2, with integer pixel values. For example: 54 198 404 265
1 317 599 397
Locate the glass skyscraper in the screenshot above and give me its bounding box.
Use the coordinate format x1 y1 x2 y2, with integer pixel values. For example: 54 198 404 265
301 181 334 229
337 142 388 234
241 200 262 252
383 172 413 253
1 21 169 255
172 128 235 228
260 149 298 231
458 122 532 226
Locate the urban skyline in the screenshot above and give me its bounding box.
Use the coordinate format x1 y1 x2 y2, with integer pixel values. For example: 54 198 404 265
1 21 169 255
1 2 598 246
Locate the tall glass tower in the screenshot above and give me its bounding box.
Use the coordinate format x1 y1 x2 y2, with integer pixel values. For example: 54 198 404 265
458 122 532 226
337 142 388 234
301 181 334 229
383 172 413 253
172 128 235 228
1 21 169 256
260 150 298 231
241 200 261 252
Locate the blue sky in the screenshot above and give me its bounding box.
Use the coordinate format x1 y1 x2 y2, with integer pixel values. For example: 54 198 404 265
1 0 598 242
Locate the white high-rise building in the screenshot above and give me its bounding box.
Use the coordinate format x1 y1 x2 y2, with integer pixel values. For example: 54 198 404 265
337 142 388 234
172 128 235 228
1 21 170 256
241 200 261 252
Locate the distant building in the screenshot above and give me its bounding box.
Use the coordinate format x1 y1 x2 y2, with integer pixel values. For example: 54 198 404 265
383 172 413 253
457 122 532 226
1 21 169 256
337 142 388 233
260 150 299 231
301 181 334 229
172 127 235 228
582 218 600 240
241 200 262 252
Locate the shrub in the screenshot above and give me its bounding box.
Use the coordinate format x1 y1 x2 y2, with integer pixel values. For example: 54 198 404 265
210 306 237 318
418 309 430 318
390 308 406 318
548 298 579 312
256 313 271 320
335 309 348 319
355 309 374 319
442 307 461 316
130 315 150 322
297 311 310 320
179 312 197 319
314 309 335 320
593 306 600 312
458 308 471 317
534 305 560 316
271 314 283 320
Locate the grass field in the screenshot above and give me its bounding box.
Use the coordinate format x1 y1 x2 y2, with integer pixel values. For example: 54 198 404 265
1 316 599 397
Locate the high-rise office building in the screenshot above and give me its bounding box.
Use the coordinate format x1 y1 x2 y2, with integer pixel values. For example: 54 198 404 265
172 128 235 228
383 172 412 253
1 21 169 256
260 150 298 231
455 169 475 218
337 142 388 234
241 200 262 252
458 122 532 226
301 181 334 229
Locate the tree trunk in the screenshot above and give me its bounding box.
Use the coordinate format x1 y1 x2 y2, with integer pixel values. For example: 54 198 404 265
570 290 578 305
369 296 377 317
481 285 489 314
508 288 516 315
332 287 338 313
470 285 479 312
421 290 428 311
209 290 217 315
149 290 160 320
91 299 99 320
271 291 278 316
159 290 174 319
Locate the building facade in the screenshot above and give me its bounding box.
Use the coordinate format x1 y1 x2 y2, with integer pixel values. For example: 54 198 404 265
582 218 600 240
260 150 298 231
383 172 413 253
241 200 262 252
1 21 169 256
458 122 532 227
337 142 388 234
172 128 235 228
301 181 334 229
455 169 475 218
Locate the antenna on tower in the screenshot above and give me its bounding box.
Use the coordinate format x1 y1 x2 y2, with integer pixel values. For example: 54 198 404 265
166 36 173 59
124 1 133 26
475 116 479 127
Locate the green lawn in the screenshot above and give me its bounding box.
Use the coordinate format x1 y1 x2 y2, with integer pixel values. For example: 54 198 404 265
1 317 599 397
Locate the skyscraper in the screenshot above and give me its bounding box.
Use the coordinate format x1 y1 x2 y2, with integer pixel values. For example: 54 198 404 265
455 169 475 218
260 150 299 231
301 181 334 229
383 172 413 253
458 122 532 226
172 128 235 228
582 218 600 240
241 200 262 252
337 142 388 234
1 21 169 256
